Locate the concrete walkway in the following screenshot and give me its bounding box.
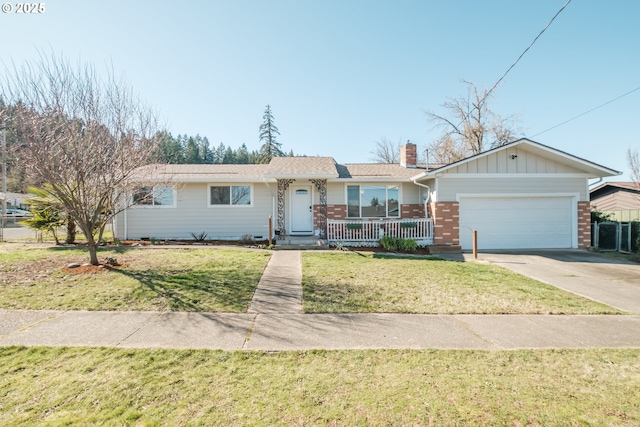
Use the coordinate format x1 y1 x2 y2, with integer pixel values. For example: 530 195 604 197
1 249 640 351
248 251 302 313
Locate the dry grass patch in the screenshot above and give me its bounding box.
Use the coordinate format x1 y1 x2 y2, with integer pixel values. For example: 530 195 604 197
1 346 638 426
302 252 620 314
0 244 271 312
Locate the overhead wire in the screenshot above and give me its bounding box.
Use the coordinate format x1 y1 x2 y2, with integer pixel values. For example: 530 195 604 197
530 85 640 137
487 0 573 97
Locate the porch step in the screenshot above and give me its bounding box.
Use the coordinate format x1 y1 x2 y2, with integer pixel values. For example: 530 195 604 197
276 236 328 250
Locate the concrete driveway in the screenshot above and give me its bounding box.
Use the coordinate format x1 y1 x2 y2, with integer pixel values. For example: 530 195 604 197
477 250 640 314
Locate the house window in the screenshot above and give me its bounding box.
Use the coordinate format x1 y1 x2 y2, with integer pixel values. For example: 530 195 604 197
209 185 252 206
133 186 175 207
347 185 399 218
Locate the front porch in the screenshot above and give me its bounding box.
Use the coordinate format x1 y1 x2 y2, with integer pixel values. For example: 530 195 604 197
326 218 434 247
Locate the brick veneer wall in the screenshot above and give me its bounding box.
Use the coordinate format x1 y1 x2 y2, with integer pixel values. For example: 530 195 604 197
431 201 459 245
578 201 591 249
326 204 347 220
400 204 424 219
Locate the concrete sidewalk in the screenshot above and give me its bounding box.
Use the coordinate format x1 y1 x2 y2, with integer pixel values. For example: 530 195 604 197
1 310 639 350
1 249 640 351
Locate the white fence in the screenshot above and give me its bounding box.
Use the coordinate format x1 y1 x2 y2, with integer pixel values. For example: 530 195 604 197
327 218 434 247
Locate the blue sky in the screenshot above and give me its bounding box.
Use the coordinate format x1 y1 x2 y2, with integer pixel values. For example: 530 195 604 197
1 0 638 181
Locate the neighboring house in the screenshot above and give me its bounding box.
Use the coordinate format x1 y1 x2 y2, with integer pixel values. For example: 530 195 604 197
115 138 620 251
0 192 30 210
590 181 640 221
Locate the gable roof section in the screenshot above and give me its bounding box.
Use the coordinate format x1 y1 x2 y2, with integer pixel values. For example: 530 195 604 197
263 157 339 179
338 163 427 181
590 181 640 197
412 138 621 180
130 164 269 182
134 160 428 183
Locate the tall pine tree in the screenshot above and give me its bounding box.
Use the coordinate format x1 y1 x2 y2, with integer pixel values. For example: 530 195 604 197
258 105 284 163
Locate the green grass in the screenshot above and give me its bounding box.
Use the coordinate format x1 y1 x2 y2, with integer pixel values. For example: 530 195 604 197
302 252 620 314
0 246 271 312
1 346 638 426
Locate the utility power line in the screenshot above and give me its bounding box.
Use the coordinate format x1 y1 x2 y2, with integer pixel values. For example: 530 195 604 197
488 0 572 97
531 85 640 138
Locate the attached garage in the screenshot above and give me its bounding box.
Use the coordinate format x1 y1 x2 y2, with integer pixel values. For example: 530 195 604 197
458 196 575 250
411 138 622 251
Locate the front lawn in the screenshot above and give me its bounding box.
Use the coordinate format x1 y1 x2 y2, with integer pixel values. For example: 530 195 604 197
0 245 271 312
1 346 638 425
302 252 620 314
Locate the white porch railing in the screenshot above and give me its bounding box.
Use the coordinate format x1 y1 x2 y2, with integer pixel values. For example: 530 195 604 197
327 218 434 247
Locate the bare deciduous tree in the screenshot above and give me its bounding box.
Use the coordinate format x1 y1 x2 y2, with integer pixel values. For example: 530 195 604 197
370 137 401 164
628 148 640 190
426 81 521 164
0 52 165 265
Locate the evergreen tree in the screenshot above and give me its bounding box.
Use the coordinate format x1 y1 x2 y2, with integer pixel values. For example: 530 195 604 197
184 136 201 163
258 105 284 163
214 142 226 164
223 146 236 164
197 135 213 163
236 143 250 164
156 131 185 164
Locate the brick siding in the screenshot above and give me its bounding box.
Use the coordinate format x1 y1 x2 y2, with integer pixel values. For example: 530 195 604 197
326 204 347 220
431 201 459 245
400 203 424 219
578 201 591 249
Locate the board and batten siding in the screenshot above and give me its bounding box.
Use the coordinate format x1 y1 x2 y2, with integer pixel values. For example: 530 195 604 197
436 176 588 202
115 183 275 240
443 148 583 175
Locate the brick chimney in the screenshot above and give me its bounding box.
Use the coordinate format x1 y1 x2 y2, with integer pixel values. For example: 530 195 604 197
400 141 417 168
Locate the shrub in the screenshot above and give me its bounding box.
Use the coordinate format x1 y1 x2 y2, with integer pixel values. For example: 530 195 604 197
380 236 419 253
190 231 208 242
240 234 255 245
380 235 399 251
400 238 418 253
591 210 613 223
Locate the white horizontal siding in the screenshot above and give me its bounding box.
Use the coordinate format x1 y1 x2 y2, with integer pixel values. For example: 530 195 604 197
437 176 588 201
326 183 344 205
401 182 422 204
117 183 275 240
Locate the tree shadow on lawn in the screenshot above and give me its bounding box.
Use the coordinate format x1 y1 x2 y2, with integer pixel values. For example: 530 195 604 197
370 252 453 261
45 245 134 255
110 268 256 312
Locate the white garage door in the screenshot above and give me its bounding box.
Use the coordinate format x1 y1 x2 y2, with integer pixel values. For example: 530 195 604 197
459 197 575 250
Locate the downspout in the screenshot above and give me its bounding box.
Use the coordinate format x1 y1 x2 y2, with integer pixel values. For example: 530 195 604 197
411 179 432 219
